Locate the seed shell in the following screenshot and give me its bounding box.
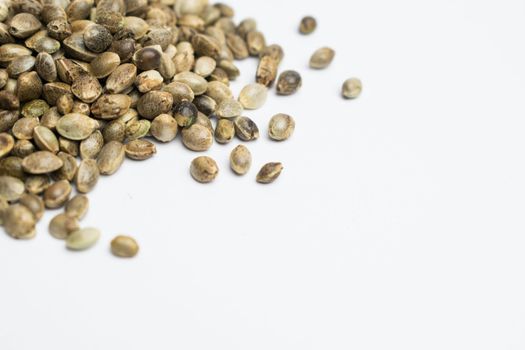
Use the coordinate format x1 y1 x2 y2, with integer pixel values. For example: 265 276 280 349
66 227 101 251
111 235 139 257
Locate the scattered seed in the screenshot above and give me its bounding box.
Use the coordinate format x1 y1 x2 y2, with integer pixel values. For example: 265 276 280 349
215 119 235 144
111 235 139 257
234 116 259 141
190 156 219 183
230 145 252 175
299 16 317 35
97 141 126 175
276 71 302 96
238 83 268 109
125 139 157 160
66 227 101 251
182 124 213 151
65 194 89 220
310 47 335 69
268 114 296 141
256 162 283 184
342 78 363 99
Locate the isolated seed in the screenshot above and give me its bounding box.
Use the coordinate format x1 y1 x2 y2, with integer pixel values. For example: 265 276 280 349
190 156 218 183
49 213 80 239
22 151 64 174
90 52 120 79
215 119 235 144
19 193 45 221
0 176 25 202
66 227 101 251
182 124 213 152
276 71 302 96
125 139 156 160
230 145 252 175
83 24 112 53
269 114 295 141
238 83 268 109
75 159 99 193
299 16 317 34
0 133 15 158
150 114 178 143
65 194 89 220
4 205 36 239
33 126 59 153
135 70 164 93
56 113 98 140
106 63 137 94
256 162 283 184
44 179 72 209
97 141 125 175
342 78 363 99
174 101 198 127
216 99 243 119
111 235 139 257
310 47 335 69
234 116 259 141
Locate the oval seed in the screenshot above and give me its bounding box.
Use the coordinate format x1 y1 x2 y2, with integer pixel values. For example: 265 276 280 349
90 52 120 79
162 82 194 104
91 94 132 120
44 179 72 209
102 120 126 143
276 70 302 96
9 13 42 39
111 235 139 257
137 91 173 120
216 99 243 119
12 117 39 140
268 114 295 141
33 126 59 153
35 52 57 82
25 175 51 195
4 205 36 239
0 176 25 202
173 72 208 95
234 116 259 141
83 24 112 53
125 139 156 160
230 145 252 175
52 152 78 182
182 124 213 152
56 113 98 141
135 70 164 93
125 120 150 141
21 99 49 119
97 141 125 175
22 151 64 174
256 162 283 184
238 83 268 110
75 159 99 193
66 227 101 251
71 73 102 103
215 119 235 144
49 213 80 240
194 56 216 77
190 156 219 183
65 194 89 220
342 78 363 99
150 114 178 143
0 133 15 158
310 47 335 69
174 101 198 127
19 193 45 221
299 16 317 34
106 63 137 94
0 156 25 179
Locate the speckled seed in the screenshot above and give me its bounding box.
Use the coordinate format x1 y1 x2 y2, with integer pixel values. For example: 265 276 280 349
226 33 249 60
193 95 217 116
75 159 99 193
246 31 266 56
71 73 102 103
21 99 49 119
342 78 363 99
256 55 278 87
150 114 178 142
25 175 51 195
191 34 221 59
173 72 208 95
133 46 161 70
230 145 252 175
159 53 176 80
125 139 156 160
0 176 25 202
49 213 79 239
234 116 259 141
268 113 295 141
102 120 126 143
299 16 317 34
125 119 150 141
216 99 243 119
214 119 235 144
56 113 98 140
0 91 20 110
35 52 57 82
65 194 89 220
66 227 100 251
190 156 218 183
91 94 132 120
47 18 72 41
218 60 240 80
4 205 36 239
52 152 78 182
256 162 283 184
33 126 59 153
310 47 335 69
19 193 45 221
22 151 63 174
0 44 32 66
0 156 25 179
18 71 42 102
206 81 233 104
238 83 268 109
135 70 163 93
12 139 35 158
162 82 195 104
9 13 42 39
276 70 302 96
111 235 139 257
44 179 72 209
137 91 173 120
194 56 216 77
59 137 79 157
106 63 137 95
173 101 198 127
97 141 125 175
90 52 120 78
56 94 74 115
83 24 112 53
7 55 36 78
0 133 15 158
182 124 213 152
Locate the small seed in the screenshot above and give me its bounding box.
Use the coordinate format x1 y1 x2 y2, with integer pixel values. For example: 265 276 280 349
108 38 136 62
90 52 120 79
299 16 317 35
49 213 80 239
102 120 126 143
106 63 137 94
162 82 195 104
236 18 257 38
7 55 36 78
256 162 283 184
246 31 266 56
125 139 156 160
342 78 363 99
71 72 102 103
133 46 161 71
58 137 79 157
35 52 57 82
234 116 259 141
230 145 252 175
18 71 43 102
150 114 178 143
193 95 217 116
56 113 98 140
310 47 335 69
9 13 42 39
21 99 49 119
214 119 235 144
33 126 59 153
206 81 233 104
47 18 72 41
25 175 51 195
91 94 132 120
173 72 208 95
135 70 163 93
256 55 278 87
174 101 198 127
216 99 243 119
268 114 295 141
19 193 45 221
276 70 302 96
0 91 20 110
111 235 139 257
56 94 74 115
137 91 173 120
83 24 112 53
22 151 64 174
0 156 25 179
0 133 15 158
75 159 99 193
44 179 72 209
4 205 36 239
0 176 25 202
66 227 101 251
238 83 268 109
190 156 218 183
125 119 150 141
52 152 78 182
97 141 125 175
65 194 89 220
182 124 213 152
194 56 216 77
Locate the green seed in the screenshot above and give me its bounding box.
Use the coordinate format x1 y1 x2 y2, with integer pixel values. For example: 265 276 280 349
66 227 101 251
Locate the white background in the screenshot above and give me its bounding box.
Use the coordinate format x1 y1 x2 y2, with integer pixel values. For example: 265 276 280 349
1 0 525 348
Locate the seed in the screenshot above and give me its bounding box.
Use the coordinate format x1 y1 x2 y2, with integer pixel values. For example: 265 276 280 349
106 63 137 94
174 101 198 127
191 34 221 59
216 99 243 119
12 139 35 158
0 156 25 179
276 71 302 96
162 82 195 104
230 145 252 175
135 70 164 93
75 159 99 193
34 52 57 82
18 71 42 102
234 116 259 141
91 94 132 120
33 36 61 54
96 9 124 34
256 162 283 184
182 124 213 152
56 94 74 115
193 95 217 116
0 110 19 133
246 31 266 56
21 99 49 119
56 113 98 141
71 72 102 103
0 91 20 110
268 113 295 141
63 32 98 62
256 55 278 87
22 151 64 174
194 56 217 77
32 126 58 154
206 81 233 104
238 83 268 109
0 44 32 66
102 120 126 143
49 213 80 240
47 18 72 41
59 137 79 157
72 102 91 116
190 156 218 183
214 119 235 144
262 44 285 63
0 70 9 90
25 175 51 195
19 193 45 221
111 235 139 257
125 119 150 141
4 205 36 239
90 52 120 79
209 67 230 85
342 78 363 99
299 16 317 35
66 227 101 251
97 141 125 175
125 139 156 160
83 24 112 53
137 91 173 120
218 60 240 80
108 38 135 62
173 72 208 95
310 47 335 69
0 176 25 202
44 179 72 209
7 55 36 78
42 82 71 106
0 133 15 158
65 194 89 220
150 114 178 143
133 46 161 71
9 13 42 39
226 33 249 59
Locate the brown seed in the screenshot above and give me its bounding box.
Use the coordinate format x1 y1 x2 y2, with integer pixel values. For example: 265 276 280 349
173 72 208 95
71 72 102 103
256 55 278 87
91 94 132 120
21 99 49 119
9 13 42 39
190 156 218 183
158 53 176 80
0 176 25 202
108 38 136 62
49 212 79 240
236 18 256 38
96 9 124 34
7 55 36 78
0 133 15 158
125 119 150 141
216 99 243 119
234 116 259 141
12 139 35 158
90 52 121 79
133 46 161 71
191 34 221 59
106 63 137 94
19 193 45 221
4 205 36 239
97 141 125 175
41 107 60 130
299 16 317 35
0 44 32 66
52 152 78 182
44 179 72 209
102 120 126 143
56 94 74 115
230 145 252 175
342 78 363 99
194 56 217 77
256 162 283 184
268 113 295 141
111 235 139 258
182 124 213 152
22 151 64 174
63 32 98 62
162 82 195 104
47 18 72 41
0 156 25 179
0 91 20 110
75 159 99 193
135 70 164 93
218 60 240 80
65 194 89 220
42 82 71 106
173 101 198 128
56 113 98 141
214 119 235 144
137 91 173 120
25 175 51 195
193 95 217 116
125 139 156 160
33 126 59 153
58 137 79 157
246 31 266 56
206 81 233 104
276 70 302 95
0 110 20 134
310 47 335 69
226 33 249 60
83 24 113 53
17 71 43 102
150 114 178 143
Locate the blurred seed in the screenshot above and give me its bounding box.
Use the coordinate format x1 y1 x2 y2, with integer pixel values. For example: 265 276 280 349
19 193 45 221
7 55 36 78
162 82 195 104
191 34 221 59
299 16 317 34
56 94 74 115
65 194 89 220
182 124 213 152
190 156 218 183
173 72 208 95
102 120 126 143
21 99 49 119
9 13 42 39
52 152 78 182
4 205 36 239
218 60 240 80
342 78 363 99
12 139 35 158
158 53 176 80
0 156 25 179
33 126 59 153
97 141 125 175
18 71 43 102
83 24 112 53
256 55 278 87
108 38 136 62
0 133 15 158
230 145 252 175
133 46 161 71
214 119 235 144
246 31 266 56
135 70 163 93
276 70 302 96
49 213 80 239
56 113 98 141
234 116 259 141
111 235 139 257
310 47 335 69
0 196 7 225
90 52 120 79
75 159 99 193
44 179 72 209
236 18 256 39
193 95 217 116
238 83 268 109
150 114 178 143
0 91 20 110
0 44 32 66
194 56 216 77
66 227 101 251
25 175 51 195
216 99 243 119
63 32 98 62
125 139 156 160
256 162 283 184
0 176 25 202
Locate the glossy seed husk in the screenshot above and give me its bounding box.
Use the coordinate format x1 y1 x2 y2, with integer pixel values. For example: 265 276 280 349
230 145 252 175
190 156 219 183
268 114 296 141
276 71 302 96
234 116 259 141
111 235 139 257
256 162 284 184
299 16 317 34
342 78 363 99
310 47 335 69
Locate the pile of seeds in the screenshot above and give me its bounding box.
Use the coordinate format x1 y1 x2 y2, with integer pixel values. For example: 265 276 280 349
0 0 361 257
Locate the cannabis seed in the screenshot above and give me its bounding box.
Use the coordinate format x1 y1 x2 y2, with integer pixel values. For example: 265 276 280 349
0 133 15 158
106 63 137 94
75 159 99 193
182 124 213 152
276 70 302 96
83 24 112 53
0 176 25 202
66 227 101 251
194 56 217 77
299 16 317 34
52 152 78 182
49 213 80 240
22 151 64 174
33 126 59 153
44 179 72 209
89 52 120 79
173 72 208 95
4 205 36 239
342 78 363 99
174 101 198 127
216 99 243 119
19 193 45 221
190 156 219 183
137 91 173 120
238 83 268 109
133 46 161 71
111 235 139 257
135 70 164 93
268 113 295 141
214 119 235 144
230 145 252 175
234 116 259 141
97 141 125 175
310 47 335 69
256 162 283 184
150 114 179 143
65 194 89 220
56 113 98 141
125 139 156 160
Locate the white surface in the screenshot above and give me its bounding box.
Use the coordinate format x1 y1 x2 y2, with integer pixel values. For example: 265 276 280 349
1 0 525 348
